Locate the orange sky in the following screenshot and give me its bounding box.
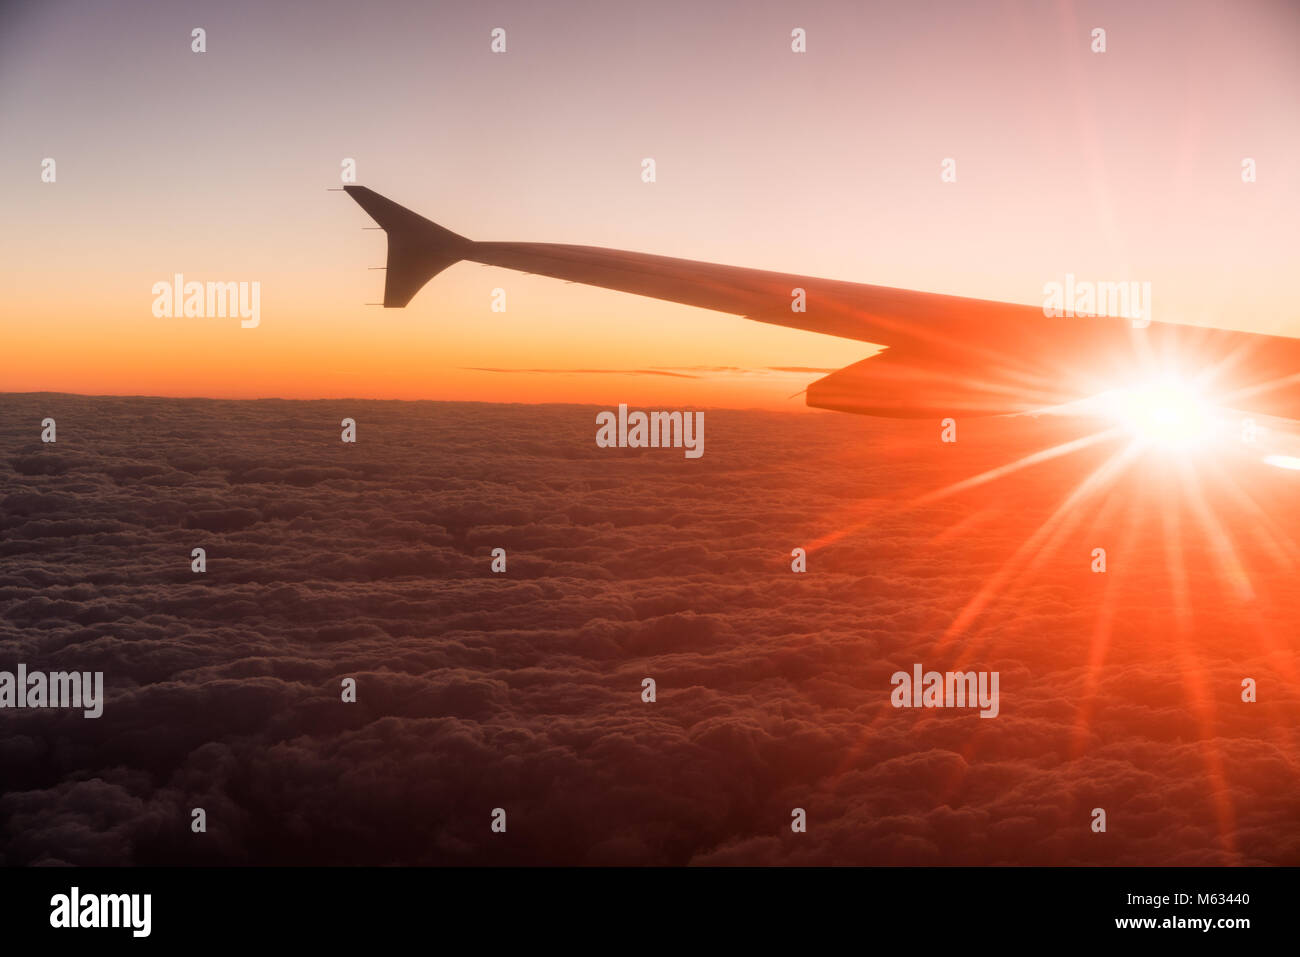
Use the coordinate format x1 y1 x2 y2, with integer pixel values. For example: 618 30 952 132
2 0 1297 408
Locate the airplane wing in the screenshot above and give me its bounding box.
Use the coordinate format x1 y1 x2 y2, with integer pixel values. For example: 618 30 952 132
342 185 1300 420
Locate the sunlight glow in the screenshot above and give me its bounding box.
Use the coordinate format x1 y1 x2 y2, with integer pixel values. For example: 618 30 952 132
819 358 1300 813
1096 377 1221 452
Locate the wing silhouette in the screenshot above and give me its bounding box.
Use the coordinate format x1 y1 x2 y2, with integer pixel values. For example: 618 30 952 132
343 185 1300 420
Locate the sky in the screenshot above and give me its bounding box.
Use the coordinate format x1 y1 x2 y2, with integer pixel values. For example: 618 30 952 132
1 0 1298 407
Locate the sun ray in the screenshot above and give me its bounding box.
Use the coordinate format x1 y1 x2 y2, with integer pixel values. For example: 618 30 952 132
937 436 1146 654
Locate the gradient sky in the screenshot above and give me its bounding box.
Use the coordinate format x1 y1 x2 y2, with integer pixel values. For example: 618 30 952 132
2 0 1297 407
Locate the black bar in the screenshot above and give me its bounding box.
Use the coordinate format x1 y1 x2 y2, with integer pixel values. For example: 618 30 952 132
0 866 1279 945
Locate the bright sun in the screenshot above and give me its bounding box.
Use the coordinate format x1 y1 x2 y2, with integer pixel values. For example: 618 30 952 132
1105 378 1218 452
1045 374 1299 469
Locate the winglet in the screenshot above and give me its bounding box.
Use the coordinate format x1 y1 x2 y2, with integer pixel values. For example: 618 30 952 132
343 186 472 307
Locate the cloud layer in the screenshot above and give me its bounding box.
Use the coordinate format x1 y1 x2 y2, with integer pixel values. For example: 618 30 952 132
2 395 1298 865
